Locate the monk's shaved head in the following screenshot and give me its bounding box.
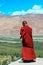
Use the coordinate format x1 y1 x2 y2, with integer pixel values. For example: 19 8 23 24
22 21 27 26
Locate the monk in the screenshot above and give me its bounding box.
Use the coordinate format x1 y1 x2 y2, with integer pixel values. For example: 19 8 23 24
20 21 36 62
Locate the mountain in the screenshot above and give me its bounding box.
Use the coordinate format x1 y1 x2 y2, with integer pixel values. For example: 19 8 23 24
0 14 43 36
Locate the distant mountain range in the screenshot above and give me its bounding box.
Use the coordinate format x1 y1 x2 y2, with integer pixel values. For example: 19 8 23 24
0 14 43 36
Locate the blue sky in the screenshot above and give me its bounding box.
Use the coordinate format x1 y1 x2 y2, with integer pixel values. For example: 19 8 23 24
0 0 43 16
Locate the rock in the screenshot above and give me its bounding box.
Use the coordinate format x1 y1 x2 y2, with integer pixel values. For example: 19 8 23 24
8 58 43 65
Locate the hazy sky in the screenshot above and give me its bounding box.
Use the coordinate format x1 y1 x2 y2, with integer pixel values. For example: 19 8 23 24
0 0 43 16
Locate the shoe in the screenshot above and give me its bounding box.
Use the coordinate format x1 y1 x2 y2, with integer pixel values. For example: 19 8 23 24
23 60 36 63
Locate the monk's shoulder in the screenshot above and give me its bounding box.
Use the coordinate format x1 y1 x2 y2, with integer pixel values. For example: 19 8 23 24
28 25 32 30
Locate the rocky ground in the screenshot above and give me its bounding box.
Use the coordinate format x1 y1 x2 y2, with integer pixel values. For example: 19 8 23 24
9 58 43 65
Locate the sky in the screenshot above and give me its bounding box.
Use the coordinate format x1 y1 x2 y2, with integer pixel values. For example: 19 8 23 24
0 0 43 16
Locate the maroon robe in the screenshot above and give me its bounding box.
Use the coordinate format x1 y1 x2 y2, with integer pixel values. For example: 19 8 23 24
20 25 36 60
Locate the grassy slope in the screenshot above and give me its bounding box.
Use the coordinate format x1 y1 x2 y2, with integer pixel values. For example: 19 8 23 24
0 36 43 57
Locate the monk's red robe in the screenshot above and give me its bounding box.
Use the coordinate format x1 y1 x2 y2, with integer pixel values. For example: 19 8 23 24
20 25 36 60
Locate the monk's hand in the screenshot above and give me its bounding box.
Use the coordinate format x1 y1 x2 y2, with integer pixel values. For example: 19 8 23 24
20 35 22 39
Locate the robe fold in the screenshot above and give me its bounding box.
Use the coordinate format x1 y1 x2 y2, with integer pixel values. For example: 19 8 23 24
20 25 36 60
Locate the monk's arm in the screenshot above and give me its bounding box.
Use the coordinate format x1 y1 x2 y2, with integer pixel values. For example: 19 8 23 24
20 29 26 39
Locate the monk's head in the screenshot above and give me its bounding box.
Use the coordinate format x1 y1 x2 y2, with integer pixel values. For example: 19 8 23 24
22 21 27 26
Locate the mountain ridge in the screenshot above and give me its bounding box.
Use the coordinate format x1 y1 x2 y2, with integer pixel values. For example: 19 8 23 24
0 14 43 36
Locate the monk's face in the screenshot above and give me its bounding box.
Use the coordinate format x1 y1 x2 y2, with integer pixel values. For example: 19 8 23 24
22 21 27 26
22 23 25 26
22 23 27 27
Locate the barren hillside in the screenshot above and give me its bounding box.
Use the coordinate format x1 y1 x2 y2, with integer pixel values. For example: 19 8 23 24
0 14 43 36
